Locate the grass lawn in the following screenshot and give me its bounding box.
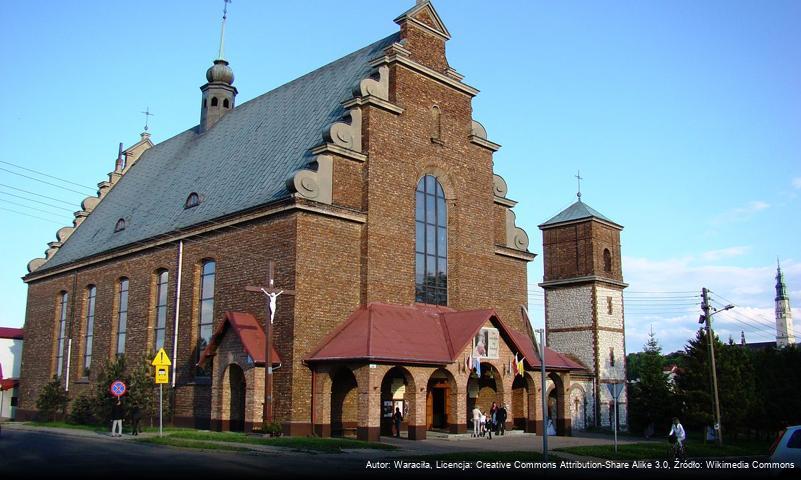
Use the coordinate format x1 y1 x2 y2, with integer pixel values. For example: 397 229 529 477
556 439 769 461
136 436 250 452
26 421 104 432
406 451 565 463
166 430 397 453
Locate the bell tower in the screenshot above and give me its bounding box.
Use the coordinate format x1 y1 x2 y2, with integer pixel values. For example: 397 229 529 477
199 0 237 133
539 189 628 430
775 259 796 347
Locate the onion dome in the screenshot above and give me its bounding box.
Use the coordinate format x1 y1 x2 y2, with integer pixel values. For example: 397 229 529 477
206 59 234 85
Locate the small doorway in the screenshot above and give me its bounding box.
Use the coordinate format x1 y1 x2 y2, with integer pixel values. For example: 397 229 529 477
228 364 246 432
426 379 450 430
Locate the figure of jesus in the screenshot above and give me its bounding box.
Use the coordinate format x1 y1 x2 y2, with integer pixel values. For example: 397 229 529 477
262 288 284 323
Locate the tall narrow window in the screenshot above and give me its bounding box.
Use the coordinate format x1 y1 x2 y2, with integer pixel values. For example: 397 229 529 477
415 175 447 305
117 278 129 355
83 286 96 376
197 260 216 376
607 296 613 315
55 292 68 377
431 106 442 141
154 270 169 350
603 248 612 273
609 347 616 367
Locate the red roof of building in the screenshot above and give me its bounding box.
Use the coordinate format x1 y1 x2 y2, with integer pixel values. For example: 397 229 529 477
0 327 23 340
197 311 281 367
0 378 19 391
306 303 586 371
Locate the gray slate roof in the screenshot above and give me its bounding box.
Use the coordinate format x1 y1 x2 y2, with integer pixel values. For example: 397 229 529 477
42 33 400 271
539 199 621 228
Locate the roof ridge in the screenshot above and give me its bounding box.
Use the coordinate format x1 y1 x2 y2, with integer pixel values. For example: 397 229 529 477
437 313 455 360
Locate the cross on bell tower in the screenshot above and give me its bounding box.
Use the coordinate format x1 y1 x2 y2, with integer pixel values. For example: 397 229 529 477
199 0 238 133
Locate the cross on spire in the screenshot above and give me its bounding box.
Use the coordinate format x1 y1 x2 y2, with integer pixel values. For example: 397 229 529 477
575 170 583 201
141 107 154 132
218 0 232 60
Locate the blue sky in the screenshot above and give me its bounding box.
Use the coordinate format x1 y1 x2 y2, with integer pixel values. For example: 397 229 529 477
1 0 799 353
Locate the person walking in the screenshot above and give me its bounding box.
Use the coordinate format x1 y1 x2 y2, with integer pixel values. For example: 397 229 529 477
392 407 403 438
111 398 124 437
130 405 142 436
472 405 481 437
497 404 508 435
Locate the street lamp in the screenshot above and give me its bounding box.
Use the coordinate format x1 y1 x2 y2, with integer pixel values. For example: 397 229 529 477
699 287 733 447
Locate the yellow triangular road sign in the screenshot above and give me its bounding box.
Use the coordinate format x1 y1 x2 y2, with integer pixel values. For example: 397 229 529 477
151 348 172 367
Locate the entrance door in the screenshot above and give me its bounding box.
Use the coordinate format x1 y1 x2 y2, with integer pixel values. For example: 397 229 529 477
228 364 246 432
426 382 450 431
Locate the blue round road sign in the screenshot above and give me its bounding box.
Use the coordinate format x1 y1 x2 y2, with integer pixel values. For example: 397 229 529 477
110 380 127 397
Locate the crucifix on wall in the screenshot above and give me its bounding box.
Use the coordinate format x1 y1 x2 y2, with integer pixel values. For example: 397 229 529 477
245 260 295 425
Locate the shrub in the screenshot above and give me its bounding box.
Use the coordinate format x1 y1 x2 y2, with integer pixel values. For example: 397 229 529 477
35 376 69 422
69 391 99 425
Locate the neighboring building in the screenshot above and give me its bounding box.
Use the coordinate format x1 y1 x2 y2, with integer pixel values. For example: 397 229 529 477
662 365 680 385
18 1 595 439
539 197 628 431
0 327 24 420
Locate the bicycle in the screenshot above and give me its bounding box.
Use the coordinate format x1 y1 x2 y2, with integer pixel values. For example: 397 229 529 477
668 440 686 461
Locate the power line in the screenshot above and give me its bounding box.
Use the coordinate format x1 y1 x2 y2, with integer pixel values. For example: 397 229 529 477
0 167 92 196
0 206 64 225
0 190 75 212
0 198 69 217
0 160 97 191
0 184 77 206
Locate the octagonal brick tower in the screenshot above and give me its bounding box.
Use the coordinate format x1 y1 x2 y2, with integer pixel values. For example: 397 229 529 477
539 198 628 429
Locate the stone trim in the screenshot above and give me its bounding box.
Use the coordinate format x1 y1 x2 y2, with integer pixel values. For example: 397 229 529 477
494 196 517 208
539 216 623 231
471 120 501 151
549 326 625 334
342 96 403 115
310 144 367 163
393 2 452 40
494 246 536 262
369 55 479 97
324 108 362 152
287 155 333 204
505 210 530 251
470 135 501 152
539 276 629 289
492 174 517 206
24 199 366 282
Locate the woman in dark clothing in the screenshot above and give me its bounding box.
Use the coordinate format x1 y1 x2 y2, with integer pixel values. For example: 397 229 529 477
111 398 124 437
130 405 142 436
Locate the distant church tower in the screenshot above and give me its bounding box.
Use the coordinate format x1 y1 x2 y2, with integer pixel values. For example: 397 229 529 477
199 0 237 133
539 190 628 429
775 260 796 347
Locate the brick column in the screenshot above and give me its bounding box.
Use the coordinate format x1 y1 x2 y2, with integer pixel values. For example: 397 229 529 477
355 364 381 442
557 372 573 436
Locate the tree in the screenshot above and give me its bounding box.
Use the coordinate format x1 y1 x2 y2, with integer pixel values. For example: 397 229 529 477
36 376 69 421
628 330 676 434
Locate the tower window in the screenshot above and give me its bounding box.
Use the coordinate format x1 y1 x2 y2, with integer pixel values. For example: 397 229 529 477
114 218 126 232
184 192 201 209
431 106 442 142
211 97 219 107
607 296 613 315
603 248 612 272
223 98 230 108
83 285 96 376
609 347 615 367
415 175 447 305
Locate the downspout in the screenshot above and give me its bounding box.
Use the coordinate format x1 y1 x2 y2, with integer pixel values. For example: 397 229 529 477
310 367 316 435
65 269 78 393
171 240 184 388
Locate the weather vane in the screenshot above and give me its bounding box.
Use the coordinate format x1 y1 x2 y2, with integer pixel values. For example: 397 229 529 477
141 107 154 132
575 170 583 200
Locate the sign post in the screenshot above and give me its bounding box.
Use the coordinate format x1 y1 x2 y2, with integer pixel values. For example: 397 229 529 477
152 348 172 437
606 382 624 453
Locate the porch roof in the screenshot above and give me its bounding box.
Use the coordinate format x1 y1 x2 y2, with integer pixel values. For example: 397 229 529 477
305 302 586 372
197 311 281 367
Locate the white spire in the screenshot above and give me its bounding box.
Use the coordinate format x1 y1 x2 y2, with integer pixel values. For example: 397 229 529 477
217 0 231 60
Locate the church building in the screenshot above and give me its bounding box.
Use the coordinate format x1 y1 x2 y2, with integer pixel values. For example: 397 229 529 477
18 1 621 440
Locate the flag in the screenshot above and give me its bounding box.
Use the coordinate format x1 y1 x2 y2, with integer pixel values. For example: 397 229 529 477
474 356 481 377
517 355 525 376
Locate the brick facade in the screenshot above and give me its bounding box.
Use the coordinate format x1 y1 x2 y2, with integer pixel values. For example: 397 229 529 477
18 3 576 439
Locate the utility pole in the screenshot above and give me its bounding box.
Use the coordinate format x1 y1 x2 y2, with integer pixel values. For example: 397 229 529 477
535 328 548 460
700 287 726 446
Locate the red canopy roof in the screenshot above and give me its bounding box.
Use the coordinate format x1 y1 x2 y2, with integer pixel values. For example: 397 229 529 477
306 303 586 372
0 327 23 340
0 378 19 391
197 311 281 367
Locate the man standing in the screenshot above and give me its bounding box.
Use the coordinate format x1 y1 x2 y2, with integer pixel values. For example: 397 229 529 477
497 404 508 435
392 407 403 438
111 398 124 437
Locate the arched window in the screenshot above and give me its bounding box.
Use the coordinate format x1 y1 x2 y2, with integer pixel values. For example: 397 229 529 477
116 278 129 355
184 192 201 209
154 270 169 350
114 218 126 232
55 292 68 378
223 98 230 109
83 285 96 376
211 97 219 107
415 175 447 305
603 248 612 272
197 260 216 376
